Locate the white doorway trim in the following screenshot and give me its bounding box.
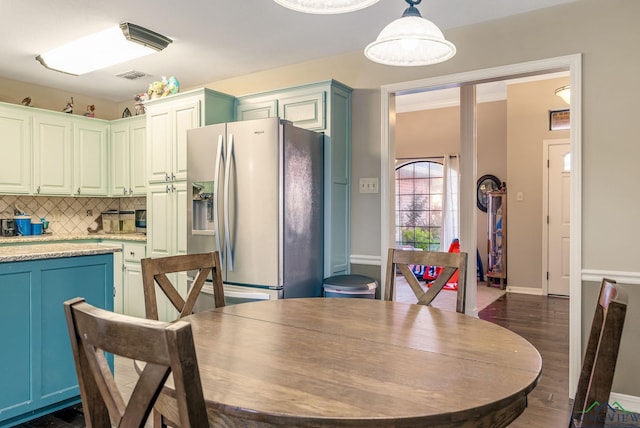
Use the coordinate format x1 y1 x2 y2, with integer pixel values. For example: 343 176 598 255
379 53 582 396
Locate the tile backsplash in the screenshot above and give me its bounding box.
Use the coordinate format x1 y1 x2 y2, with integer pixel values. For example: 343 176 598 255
0 195 146 235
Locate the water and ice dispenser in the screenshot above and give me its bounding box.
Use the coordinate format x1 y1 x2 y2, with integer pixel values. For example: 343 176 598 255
192 181 216 235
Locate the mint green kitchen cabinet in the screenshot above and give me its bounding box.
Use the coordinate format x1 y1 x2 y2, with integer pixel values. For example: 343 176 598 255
0 253 114 427
33 112 110 196
110 116 146 196
32 111 73 195
73 117 109 196
122 242 147 318
145 88 235 184
0 104 31 194
144 89 233 320
146 181 187 321
236 80 352 277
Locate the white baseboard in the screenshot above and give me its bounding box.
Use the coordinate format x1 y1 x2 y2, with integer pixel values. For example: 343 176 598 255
505 286 544 295
610 392 640 414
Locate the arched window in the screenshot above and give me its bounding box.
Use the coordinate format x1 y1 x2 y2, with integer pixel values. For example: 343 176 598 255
395 160 443 251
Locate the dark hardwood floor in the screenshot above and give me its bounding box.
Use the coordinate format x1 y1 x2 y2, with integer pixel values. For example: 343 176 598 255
479 292 572 427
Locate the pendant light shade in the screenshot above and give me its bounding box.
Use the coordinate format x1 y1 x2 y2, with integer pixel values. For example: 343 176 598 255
365 0 456 66
555 85 571 104
273 0 379 14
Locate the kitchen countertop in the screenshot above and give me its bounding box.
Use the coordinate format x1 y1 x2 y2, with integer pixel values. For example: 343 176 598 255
0 232 147 245
0 242 122 263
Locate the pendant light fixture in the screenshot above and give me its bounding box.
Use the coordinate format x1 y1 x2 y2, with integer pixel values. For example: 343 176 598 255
273 0 379 14
364 0 456 66
555 85 571 104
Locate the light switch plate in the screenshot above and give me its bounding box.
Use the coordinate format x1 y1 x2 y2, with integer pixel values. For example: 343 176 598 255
359 178 379 194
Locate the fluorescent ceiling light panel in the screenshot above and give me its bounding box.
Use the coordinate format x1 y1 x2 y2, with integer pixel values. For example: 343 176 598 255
36 23 171 75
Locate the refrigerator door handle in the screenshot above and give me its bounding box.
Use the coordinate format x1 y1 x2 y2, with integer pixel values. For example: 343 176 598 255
224 133 235 271
214 133 224 262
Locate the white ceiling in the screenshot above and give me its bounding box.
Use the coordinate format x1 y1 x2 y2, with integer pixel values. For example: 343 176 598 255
0 0 577 103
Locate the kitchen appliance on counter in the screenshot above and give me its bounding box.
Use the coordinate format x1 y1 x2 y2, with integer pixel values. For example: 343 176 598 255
1 218 16 237
135 209 147 234
101 210 136 234
187 117 324 303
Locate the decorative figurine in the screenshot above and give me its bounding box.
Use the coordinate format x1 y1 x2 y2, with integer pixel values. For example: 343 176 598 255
134 93 148 115
63 97 73 114
147 80 165 99
122 107 132 118
21 97 31 106
84 105 95 117
166 76 180 95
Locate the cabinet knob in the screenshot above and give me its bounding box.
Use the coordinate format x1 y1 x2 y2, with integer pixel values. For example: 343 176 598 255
37 186 41 194
165 173 170 182
123 188 128 195
166 185 170 193
77 187 81 194
171 172 176 181
129 187 133 195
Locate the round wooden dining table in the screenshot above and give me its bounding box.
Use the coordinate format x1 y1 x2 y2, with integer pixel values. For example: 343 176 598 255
159 298 542 427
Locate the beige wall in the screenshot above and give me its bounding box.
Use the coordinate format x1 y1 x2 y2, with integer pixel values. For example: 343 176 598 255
0 77 122 120
507 78 570 289
395 101 507 274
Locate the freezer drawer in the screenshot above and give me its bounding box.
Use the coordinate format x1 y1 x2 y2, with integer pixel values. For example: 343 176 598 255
189 278 281 309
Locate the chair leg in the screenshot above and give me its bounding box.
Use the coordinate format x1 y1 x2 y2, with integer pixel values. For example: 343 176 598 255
153 409 168 428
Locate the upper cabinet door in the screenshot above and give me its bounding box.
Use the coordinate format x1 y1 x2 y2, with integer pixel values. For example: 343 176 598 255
280 91 325 130
0 105 32 194
236 100 277 121
33 113 73 195
110 122 130 196
146 104 173 183
173 99 201 182
110 117 146 197
74 119 109 196
129 118 147 196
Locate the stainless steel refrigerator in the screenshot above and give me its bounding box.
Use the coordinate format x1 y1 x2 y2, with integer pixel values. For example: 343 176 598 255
187 117 324 301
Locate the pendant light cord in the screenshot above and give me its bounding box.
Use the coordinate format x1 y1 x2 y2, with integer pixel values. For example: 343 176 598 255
403 0 423 17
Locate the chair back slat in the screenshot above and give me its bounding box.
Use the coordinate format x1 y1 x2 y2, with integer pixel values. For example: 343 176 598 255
570 278 628 428
141 251 225 321
385 247 468 313
64 297 208 428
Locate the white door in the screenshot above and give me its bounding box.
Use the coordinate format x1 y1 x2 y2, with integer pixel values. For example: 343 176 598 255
545 141 570 296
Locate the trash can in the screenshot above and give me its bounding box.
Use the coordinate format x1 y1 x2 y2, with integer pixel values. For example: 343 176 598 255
323 274 377 299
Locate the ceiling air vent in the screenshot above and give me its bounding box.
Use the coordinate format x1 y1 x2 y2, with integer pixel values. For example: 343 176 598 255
115 70 148 80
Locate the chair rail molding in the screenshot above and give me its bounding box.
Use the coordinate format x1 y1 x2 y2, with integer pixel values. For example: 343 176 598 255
350 254 382 266
581 269 640 286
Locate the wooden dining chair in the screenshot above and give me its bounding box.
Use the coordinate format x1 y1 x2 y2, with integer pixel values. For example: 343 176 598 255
64 297 208 428
141 251 223 427
385 247 468 313
569 278 628 428
141 251 225 321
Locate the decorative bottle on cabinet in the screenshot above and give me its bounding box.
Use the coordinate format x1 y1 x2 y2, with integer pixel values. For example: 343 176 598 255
487 189 507 289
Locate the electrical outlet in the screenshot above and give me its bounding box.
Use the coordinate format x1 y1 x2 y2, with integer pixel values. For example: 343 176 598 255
359 178 379 194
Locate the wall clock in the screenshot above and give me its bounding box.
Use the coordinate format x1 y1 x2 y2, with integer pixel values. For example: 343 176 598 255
477 174 501 212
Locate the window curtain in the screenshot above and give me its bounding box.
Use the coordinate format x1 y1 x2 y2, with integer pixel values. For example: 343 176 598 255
441 154 460 251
